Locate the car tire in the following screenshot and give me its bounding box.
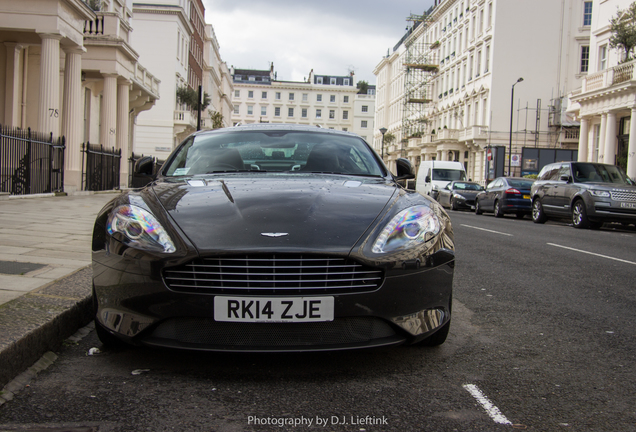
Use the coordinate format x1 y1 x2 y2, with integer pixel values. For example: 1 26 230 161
572 199 590 229
93 286 126 349
475 200 483 215
494 200 504 218
419 319 451 347
532 198 547 224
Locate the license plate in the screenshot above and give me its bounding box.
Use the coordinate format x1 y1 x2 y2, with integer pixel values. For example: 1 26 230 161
214 296 334 323
620 202 636 209
523 194 530 200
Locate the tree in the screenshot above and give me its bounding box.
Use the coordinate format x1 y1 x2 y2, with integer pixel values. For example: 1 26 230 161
383 132 396 144
176 86 210 111
609 2 636 62
207 110 225 129
357 80 369 94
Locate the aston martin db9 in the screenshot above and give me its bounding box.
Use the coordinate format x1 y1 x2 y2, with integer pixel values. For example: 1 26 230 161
92 124 455 352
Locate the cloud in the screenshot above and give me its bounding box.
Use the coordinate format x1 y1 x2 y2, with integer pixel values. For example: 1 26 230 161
203 0 434 83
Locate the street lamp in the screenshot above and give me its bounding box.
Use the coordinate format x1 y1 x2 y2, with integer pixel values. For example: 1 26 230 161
509 77 523 176
379 127 388 160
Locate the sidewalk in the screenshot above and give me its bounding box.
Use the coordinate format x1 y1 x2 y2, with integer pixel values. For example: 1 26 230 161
0 191 120 388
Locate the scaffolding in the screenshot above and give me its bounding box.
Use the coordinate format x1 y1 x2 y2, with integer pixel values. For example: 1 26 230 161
402 13 437 141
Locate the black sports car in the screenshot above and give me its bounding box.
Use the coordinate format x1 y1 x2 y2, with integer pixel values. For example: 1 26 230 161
92 124 455 352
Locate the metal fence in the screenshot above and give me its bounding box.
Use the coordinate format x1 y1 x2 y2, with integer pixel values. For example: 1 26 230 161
0 125 65 195
81 143 121 191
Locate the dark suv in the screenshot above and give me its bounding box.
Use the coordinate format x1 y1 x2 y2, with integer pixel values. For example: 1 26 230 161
531 162 636 229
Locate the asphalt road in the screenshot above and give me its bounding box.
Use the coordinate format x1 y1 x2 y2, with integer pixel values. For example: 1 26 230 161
1 210 635 432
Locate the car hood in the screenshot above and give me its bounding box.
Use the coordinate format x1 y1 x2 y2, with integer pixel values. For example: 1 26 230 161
454 190 481 197
150 175 397 254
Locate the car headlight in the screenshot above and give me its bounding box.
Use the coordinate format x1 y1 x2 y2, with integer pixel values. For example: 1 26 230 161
372 206 441 254
589 190 610 198
453 193 466 200
107 204 176 253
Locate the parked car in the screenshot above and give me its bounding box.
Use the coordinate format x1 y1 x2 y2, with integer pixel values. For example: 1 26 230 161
415 160 467 200
531 161 636 229
92 124 455 352
475 177 535 218
437 181 484 211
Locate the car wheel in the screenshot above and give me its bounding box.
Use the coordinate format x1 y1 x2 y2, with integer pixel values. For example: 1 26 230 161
532 199 547 224
419 319 450 347
93 286 126 349
475 199 483 215
494 200 504 218
451 198 458 211
572 199 590 229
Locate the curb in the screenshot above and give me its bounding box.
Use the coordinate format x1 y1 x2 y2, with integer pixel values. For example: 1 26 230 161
0 267 94 388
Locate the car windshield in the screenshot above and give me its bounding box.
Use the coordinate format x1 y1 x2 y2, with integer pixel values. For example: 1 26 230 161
163 130 383 177
453 182 481 191
571 163 633 184
432 169 466 181
507 179 534 188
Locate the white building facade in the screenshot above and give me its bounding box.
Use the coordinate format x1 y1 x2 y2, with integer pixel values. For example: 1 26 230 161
231 67 373 135
0 0 160 191
373 0 591 182
569 0 636 179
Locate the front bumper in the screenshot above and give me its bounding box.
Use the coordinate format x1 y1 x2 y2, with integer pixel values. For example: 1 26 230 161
587 197 636 223
92 246 454 352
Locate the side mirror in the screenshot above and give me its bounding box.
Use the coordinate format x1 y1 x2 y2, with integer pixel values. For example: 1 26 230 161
134 156 155 176
560 175 571 182
395 158 415 180
425 176 431 183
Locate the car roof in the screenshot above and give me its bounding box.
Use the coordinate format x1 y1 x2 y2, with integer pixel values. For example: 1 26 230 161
193 123 362 139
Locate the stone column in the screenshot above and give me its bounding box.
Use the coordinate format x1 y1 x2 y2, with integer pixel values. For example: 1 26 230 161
4 42 23 126
578 117 589 162
100 74 118 149
627 107 636 179
598 113 607 163
61 47 85 192
37 34 63 135
117 79 131 188
604 111 617 165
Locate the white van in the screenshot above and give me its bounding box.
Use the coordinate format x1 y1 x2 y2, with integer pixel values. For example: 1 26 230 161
416 161 467 200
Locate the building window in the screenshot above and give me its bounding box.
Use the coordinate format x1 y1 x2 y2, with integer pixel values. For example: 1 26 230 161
329 110 335 119
289 93 295 101
361 120 368 128
234 90 240 98
330 78 336 85
302 93 308 102
317 94 322 102
343 127 348 131
344 78 350 85
248 90 254 98
276 92 281 100
583 2 592 26
485 46 490 73
330 95 336 103
275 107 281 117
362 105 368 113
249 76 255 81
317 77 323 84
599 45 608 70
261 106 267 116
233 105 239 114
302 108 308 118
316 109 322 118
343 110 349 120
288 107 294 117
262 91 267 99
343 96 349 103
580 46 590 73
247 106 253 115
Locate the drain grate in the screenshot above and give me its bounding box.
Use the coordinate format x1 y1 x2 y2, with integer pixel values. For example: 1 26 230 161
0 260 46 275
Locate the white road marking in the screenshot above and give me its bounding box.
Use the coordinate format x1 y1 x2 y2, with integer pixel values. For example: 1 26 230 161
463 384 512 425
460 224 513 236
547 243 636 266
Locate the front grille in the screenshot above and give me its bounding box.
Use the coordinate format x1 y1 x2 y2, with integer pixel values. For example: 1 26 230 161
147 317 398 348
611 191 636 201
163 254 384 295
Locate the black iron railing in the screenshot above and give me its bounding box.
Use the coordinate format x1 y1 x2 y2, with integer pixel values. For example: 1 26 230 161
0 125 65 195
81 143 121 191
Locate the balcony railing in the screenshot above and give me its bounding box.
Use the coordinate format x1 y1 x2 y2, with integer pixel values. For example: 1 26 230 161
582 59 636 92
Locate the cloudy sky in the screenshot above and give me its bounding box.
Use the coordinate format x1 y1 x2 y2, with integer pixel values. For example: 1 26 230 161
203 0 435 84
